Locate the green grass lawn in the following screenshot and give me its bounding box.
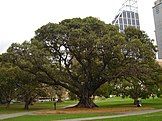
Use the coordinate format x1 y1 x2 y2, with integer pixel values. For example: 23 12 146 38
93 111 162 121
3 110 162 121
2 112 111 121
95 97 162 109
95 97 134 108
1 97 162 121
141 98 162 109
0 100 77 114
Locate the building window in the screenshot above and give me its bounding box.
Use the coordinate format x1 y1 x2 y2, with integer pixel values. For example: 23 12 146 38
120 25 123 30
124 25 127 29
136 20 140 25
123 11 126 18
127 11 131 18
128 19 131 25
132 19 135 25
135 13 139 19
124 18 127 24
131 12 135 18
119 18 123 24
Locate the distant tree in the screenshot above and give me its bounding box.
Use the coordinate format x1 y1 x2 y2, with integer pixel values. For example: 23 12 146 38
114 75 161 105
54 85 66 102
0 61 18 108
44 85 67 102
0 55 48 110
15 70 48 110
95 82 114 98
111 27 162 104
68 92 78 100
3 17 160 108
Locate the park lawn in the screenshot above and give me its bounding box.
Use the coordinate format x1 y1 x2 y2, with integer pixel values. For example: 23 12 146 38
93 111 162 121
95 97 162 109
95 97 134 108
0 100 77 114
1 97 162 121
1 97 162 114
3 110 162 121
0 103 27 114
141 97 162 109
2 112 112 121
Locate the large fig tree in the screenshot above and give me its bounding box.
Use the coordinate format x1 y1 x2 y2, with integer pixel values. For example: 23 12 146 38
3 17 159 108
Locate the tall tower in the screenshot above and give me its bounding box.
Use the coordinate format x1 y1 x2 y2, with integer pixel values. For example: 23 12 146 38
153 0 162 59
112 0 140 32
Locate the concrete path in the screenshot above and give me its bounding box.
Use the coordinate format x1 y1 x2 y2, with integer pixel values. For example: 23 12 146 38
0 112 33 120
1 109 162 121
0 103 76 120
63 104 77 109
58 109 162 121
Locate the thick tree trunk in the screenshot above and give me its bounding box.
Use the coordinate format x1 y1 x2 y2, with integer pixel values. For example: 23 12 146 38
133 98 138 105
24 101 30 110
75 98 98 108
75 88 98 108
24 98 33 110
6 100 11 109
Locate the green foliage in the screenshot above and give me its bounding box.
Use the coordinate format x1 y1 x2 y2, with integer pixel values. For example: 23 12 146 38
0 59 48 109
108 27 162 103
95 82 114 98
68 92 78 100
0 62 18 106
1 17 161 108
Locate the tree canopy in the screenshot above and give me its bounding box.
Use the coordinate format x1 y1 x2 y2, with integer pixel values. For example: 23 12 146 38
0 55 48 110
2 17 161 108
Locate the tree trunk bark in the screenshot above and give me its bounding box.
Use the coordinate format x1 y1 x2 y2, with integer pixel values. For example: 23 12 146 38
24 97 34 110
75 88 98 108
133 98 138 105
6 100 11 109
75 98 98 108
24 101 30 110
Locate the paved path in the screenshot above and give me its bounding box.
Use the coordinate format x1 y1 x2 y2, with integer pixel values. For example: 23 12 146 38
58 109 162 121
1 109 162 121
63 104 77 109
0 112 33 120
0 104 76 120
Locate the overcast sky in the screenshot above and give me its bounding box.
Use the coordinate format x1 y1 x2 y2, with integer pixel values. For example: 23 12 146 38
0 0 155 53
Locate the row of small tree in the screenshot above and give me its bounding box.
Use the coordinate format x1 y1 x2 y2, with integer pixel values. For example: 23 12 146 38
0 17 162 108
0 60 67 109
0 61 45 109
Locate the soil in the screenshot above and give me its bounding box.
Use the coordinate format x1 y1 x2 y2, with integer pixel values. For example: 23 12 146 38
34 106 154 115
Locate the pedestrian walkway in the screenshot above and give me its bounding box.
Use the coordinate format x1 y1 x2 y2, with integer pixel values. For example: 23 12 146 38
63 104 77 109
0 112 33 120
58 109 162 121
0 103 76 120
1 108 162 121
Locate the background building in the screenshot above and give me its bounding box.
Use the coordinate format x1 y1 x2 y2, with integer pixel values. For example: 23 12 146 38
153 0 162 59
112 0 140 32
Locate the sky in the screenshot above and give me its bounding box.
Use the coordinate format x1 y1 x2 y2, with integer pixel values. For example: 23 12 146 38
0 0 155 53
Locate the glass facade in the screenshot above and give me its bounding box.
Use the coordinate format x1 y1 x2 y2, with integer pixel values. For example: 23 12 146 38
112 11 140 32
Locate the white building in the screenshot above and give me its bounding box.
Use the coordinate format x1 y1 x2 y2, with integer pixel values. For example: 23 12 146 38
112 0 140 32
153 0 162 59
